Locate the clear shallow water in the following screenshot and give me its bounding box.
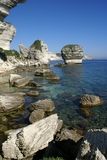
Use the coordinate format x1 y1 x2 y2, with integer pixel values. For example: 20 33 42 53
40 60 107 129
0 60 107 131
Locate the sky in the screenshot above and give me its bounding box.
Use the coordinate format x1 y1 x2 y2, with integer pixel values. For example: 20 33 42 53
6 0 107 59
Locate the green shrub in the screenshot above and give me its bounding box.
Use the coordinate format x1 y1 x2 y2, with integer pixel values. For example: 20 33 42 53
30 40 42 51
4 49 20 57
0 48 20 61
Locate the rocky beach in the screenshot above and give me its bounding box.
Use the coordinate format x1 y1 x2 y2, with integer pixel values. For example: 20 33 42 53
0 0 107 160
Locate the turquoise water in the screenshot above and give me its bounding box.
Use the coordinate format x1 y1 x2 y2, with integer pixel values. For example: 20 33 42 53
39 60 107 129
0 60 107 131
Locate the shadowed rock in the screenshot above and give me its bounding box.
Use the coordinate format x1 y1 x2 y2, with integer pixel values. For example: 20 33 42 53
76 128 107 160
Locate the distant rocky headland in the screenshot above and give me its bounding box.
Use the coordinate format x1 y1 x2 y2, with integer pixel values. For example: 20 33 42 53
0 1 104 160
0 1 87 74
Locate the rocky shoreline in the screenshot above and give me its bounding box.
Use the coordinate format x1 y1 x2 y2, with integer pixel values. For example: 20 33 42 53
0 0 106 160
0 62 106 160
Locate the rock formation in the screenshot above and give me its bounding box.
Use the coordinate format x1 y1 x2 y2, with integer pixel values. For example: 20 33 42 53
19 40 60 64
0 21 16 50
2 114 58 159
0 94 24 112
61 44 84 64
80 94 102 107
0 0 25 50
76 128 107 160
29 99 55 112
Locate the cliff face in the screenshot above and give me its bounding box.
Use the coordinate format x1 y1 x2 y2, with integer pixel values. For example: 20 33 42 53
0 21 16 50
0 0 24 50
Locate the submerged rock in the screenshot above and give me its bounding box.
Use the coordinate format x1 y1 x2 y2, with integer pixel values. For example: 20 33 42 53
80 94 102 107
29 109 45 123
2 114 58 159
26 90 39 97
34 67 51 76
29 99 55 112
0 94 24 112
61 44 84 64
76 128 107 160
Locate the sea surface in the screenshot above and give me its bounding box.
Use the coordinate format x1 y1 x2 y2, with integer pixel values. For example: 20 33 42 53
0 60 107 131
41 60 107 129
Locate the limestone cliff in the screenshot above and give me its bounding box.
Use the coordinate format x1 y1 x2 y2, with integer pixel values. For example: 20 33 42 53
0 0 25 50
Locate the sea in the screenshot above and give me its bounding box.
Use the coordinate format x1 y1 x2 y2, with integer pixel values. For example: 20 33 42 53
0 60 107 131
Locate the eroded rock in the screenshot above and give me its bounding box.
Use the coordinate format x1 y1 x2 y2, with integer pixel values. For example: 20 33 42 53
29 109 45 123
61 44 84 64
26 91 39 97
80 94 102 107
0 94 24 112
56 128 83 143
0 21 16 50
9 74 30 87
76 128 107 160
29 99 55 112
2 114 58 159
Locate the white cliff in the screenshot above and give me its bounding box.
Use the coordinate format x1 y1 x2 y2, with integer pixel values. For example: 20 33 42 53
0 0 24 50
0 21 16 50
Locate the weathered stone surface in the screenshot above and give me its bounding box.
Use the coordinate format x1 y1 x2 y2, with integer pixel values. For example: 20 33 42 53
46 73 60 81
13 77 30 87
26 90 39 97
29 109 45 123
56 128 83 143
9 73 30 87
0 0 26 20
29 99 55 112
0 21 16 50
61 44 84 64
19 44 30 58
2 114 58 159
30 40 48 53
9 74 22 85
76 128 107 160
57 119 63 132
0 94 24 112
28 80 40 87
0 0 26 50
19 42 61 64
34 67 51 76
80 94 102 106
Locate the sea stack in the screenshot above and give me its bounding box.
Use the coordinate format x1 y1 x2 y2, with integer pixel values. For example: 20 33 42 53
61 44 84 64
